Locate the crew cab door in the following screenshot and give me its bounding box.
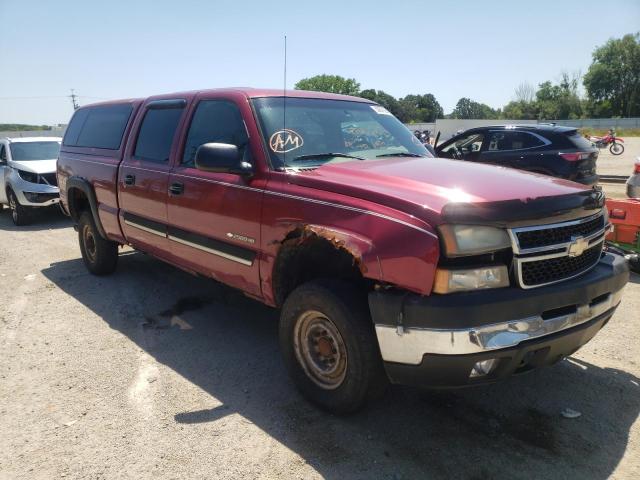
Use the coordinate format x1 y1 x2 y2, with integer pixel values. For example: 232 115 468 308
118 99 187 255
167 96 263 297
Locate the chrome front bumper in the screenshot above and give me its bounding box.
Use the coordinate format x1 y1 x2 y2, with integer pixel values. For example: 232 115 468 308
375 290 622 365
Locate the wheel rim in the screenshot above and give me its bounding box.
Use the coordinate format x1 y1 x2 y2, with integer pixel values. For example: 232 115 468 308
293 310 348 390
611 144 623 154
83 224 97 263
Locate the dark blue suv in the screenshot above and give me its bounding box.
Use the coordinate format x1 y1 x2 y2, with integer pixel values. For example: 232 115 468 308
435 125 599 185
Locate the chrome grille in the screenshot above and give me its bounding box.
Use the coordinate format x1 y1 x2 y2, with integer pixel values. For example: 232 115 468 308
509 212 607 288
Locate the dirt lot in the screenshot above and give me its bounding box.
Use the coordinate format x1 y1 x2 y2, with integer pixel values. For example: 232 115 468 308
0 209 639 480
596 136 638 177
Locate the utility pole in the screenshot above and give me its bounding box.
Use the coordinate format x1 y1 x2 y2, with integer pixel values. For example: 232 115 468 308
69 89 79 110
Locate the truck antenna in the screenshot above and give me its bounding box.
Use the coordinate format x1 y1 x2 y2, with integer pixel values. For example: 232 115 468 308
283 34 287 167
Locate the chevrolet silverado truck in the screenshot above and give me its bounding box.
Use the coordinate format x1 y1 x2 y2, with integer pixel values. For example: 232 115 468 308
57 89 629 413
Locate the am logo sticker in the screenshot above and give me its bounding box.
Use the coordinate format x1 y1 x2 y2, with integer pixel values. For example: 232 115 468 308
269 129 304 153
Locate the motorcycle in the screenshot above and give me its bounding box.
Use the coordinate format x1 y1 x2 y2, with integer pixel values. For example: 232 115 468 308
588 130 625 155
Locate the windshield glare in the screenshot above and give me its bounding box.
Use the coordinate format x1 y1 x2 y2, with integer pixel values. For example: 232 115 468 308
10 141 60 161
252 97 430 168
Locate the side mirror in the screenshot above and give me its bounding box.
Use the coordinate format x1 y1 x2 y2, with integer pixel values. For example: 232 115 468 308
195 143 253 176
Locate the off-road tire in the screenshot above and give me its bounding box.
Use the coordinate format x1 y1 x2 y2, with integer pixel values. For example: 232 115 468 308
610 143 624 155
8 189 30 226
78 210 118 275
280 279 387 414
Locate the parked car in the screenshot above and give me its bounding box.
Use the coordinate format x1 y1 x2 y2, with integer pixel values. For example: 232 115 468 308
0 137 62 225
626 158 640 198
435 125 599 185
57 89 629 413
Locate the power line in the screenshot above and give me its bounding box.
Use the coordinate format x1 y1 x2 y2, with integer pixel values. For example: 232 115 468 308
0 94 110 101
0 96 68 100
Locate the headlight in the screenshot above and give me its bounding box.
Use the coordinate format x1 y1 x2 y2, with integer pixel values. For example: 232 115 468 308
438 224 511 257
17 169 39 184
433 266 509 294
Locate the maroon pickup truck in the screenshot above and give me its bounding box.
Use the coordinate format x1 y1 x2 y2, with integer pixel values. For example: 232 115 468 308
57 88 629 413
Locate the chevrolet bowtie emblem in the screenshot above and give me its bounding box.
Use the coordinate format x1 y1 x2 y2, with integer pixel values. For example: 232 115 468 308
568 236 589 257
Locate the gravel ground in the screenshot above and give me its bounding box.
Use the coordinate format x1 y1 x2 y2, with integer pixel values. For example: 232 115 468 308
0 209 639 480
596 137 638 177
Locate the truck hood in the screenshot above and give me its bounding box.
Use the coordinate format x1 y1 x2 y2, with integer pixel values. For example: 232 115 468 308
9 159 57 174
294 157 596 226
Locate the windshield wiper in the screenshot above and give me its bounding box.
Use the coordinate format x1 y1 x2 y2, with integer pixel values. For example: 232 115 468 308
376 152 426 158
292 152 365 162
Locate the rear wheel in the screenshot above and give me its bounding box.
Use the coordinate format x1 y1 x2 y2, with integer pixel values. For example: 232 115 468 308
78 210 118 275
8 189 30 226
610 143 624 155
280 279 386 414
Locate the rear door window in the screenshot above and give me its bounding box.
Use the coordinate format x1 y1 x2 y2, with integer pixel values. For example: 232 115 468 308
487 131 545 151
64 104 133 150
134 105 185 163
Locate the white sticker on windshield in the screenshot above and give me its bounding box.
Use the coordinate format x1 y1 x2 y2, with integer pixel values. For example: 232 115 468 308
269 129 304 153
370 105 392 115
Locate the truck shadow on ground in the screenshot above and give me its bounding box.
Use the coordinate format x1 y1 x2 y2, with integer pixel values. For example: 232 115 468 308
42 253 640 480
0 207 70 231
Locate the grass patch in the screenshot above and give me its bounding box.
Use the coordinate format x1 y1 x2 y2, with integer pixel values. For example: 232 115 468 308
579 128 640 137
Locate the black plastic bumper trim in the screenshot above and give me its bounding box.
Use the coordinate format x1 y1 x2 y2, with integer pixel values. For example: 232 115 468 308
369 252 629 330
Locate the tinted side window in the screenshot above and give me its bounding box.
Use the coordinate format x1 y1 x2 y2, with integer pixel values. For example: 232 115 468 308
134 107 184 163
0 145 6 162
182 100 248 167
64 104 133 149
440 133 484 155
487 131 544 151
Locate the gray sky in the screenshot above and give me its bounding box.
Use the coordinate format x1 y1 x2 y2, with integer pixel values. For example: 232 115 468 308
1 0 638 125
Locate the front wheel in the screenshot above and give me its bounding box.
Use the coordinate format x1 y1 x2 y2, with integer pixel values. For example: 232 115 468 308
610 143 624 155
280 279 386 414
7 189 30 226
78 211 119 275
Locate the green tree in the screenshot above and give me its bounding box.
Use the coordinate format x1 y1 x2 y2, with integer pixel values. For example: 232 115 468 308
502 100 538 120
450 97 499 119
397 94 444 123
359 89 401 118
294 74 361 96
583 33 640 117
535 73 583 120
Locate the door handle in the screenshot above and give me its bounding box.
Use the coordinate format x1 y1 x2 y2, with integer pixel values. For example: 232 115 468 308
124 174 136 185
169 182 184 195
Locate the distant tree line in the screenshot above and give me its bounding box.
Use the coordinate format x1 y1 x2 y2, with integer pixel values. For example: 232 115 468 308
294 33 640 121
0 124 52 132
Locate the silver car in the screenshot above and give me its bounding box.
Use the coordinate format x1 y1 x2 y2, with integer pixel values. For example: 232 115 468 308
627 158 640 198
0 137 62 225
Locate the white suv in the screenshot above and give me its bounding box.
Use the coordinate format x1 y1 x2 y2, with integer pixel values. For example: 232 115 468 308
0 137 62 225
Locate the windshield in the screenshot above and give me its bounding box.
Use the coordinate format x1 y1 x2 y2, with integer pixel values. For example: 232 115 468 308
252 97 430 168
10 141 60 161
